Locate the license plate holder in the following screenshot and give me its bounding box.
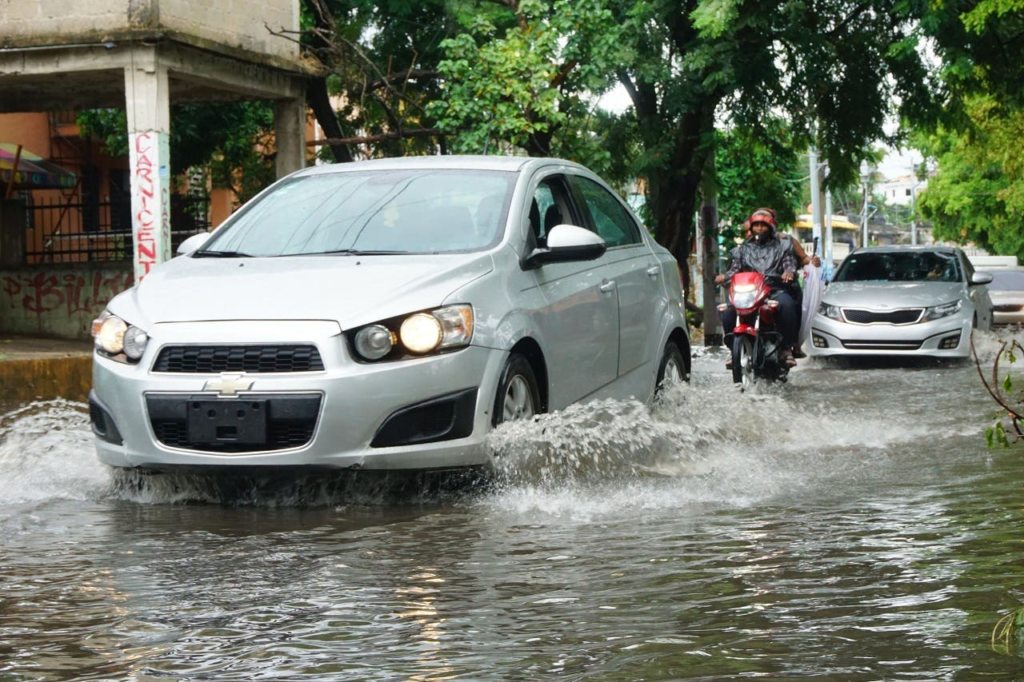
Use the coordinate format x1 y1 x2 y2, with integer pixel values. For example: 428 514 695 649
187 399 267 445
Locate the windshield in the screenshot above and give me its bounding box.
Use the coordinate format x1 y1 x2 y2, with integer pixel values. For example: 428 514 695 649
984 270 1024 291
200 169 516 257
834 251 963 283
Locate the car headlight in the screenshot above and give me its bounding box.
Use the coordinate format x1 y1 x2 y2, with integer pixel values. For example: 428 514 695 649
350 304 474 361
354 324 395 360
922 300 962 322
91 311 149 362
818 303 843 321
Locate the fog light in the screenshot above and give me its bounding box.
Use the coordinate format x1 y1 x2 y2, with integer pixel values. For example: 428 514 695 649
813 334 828 348
939 332 961 349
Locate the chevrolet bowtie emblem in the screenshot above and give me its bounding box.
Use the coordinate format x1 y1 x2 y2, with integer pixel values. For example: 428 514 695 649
204 373 254 397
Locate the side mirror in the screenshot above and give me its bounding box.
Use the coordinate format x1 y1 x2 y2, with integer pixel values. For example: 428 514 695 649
177 232 212 256
524 224 606 269
970 272 994 286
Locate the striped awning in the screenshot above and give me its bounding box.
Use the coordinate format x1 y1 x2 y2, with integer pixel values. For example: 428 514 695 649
0 143 76 190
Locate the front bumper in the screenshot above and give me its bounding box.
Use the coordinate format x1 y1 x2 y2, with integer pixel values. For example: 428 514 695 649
92 321 507 470
806 310 972 358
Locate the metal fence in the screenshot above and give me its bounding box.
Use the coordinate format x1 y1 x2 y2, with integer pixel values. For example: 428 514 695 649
24 194 210 264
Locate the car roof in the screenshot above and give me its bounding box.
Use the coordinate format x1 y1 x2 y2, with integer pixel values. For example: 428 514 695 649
848 245 962 256
292 155 586 176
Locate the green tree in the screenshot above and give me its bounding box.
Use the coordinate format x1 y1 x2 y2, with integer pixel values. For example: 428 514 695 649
715 121 802 243
916 96 1024 259
430 0 934 296
427 0 623 165
77 101 277 204
297 0 453 161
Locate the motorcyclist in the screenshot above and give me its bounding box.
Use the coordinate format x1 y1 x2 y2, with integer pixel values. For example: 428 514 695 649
742 207 821 358
715 209 801 367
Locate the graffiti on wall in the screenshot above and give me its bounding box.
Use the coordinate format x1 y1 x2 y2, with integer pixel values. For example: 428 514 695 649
130 131 171 281
2 270 134 317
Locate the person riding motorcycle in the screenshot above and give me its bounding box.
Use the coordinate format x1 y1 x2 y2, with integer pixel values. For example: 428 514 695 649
715 209 801 367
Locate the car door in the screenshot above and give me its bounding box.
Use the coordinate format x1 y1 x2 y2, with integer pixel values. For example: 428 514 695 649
567 174 663 379
521 171 619 408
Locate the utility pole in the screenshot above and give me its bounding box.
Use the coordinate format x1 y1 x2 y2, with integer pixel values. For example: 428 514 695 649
825 187 834 272
860 161 871 248
700 154 722 347
809 147 822 249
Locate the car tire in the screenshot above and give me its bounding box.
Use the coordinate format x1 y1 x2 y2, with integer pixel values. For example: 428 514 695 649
655 341 687 395
492 353 541 427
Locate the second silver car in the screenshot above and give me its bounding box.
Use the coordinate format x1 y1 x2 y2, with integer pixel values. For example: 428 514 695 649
808 246 992 359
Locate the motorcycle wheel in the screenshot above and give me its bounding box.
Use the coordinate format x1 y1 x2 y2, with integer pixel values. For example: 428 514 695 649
731 335 755 387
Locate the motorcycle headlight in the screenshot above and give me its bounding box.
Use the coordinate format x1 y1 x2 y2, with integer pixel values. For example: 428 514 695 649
922 300 962 322
818 303 843 321
351 305 474 361
732 291 757 309
91 311 148 362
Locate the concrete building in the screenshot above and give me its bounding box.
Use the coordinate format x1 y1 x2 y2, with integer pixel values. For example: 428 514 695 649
876 173 928 207
0 0 309 339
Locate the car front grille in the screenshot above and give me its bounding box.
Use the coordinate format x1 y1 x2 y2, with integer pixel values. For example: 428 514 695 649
841 308 923 325
147 393 322 453
153 345 325 373
840 339 923 351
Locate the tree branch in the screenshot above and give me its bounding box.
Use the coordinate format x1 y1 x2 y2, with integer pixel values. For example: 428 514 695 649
308 128 442 147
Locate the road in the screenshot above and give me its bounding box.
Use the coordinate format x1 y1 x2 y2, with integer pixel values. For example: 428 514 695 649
1 333 1022 679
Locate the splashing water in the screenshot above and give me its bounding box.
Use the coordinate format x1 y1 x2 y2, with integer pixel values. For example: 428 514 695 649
0 400 108 505
0 337 1001 514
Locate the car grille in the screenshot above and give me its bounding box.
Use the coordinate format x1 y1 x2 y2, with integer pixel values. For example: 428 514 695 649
147 393 322 453
153 345 325 373
840 339 923 351
841 308 923 325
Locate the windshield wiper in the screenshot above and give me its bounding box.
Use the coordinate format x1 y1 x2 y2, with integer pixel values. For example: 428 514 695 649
282 249 413 257
193 250 255 258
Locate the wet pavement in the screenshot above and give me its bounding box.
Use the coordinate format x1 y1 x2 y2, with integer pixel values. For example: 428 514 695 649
2 333 1024 679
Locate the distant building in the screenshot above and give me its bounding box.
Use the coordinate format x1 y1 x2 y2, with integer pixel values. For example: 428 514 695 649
876 173 928 207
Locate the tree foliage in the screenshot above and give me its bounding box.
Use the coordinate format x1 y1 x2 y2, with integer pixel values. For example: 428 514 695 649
76 101 277 204
916 96 1024 259
295 0 453 161
427 0 624 163
715 121 802 242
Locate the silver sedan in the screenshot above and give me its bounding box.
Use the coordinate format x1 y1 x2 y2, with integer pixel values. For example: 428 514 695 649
808 246 992 359
982 268 1024 326
89 156 689 471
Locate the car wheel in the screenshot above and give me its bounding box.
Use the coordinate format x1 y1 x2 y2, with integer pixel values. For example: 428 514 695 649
732 335 755 387
656 341 687 395
493 353 541 426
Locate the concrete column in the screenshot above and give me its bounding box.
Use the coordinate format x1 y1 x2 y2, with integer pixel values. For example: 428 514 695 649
124 58 171 282
274 95 307 179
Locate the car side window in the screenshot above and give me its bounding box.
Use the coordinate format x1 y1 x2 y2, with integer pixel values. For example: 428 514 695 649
569 176 641 248
527 176 576 248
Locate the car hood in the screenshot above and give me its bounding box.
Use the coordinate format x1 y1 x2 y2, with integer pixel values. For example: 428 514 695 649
119 253 494 328
822 281 966 309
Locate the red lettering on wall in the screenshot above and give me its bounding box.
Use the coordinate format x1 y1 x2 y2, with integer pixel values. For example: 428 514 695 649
1 270 134 319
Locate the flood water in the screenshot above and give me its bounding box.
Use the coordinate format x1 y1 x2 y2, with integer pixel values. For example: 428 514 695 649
2 333 1024 680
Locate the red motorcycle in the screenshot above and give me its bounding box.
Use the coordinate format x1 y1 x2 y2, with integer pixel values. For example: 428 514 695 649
718 271 790 386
